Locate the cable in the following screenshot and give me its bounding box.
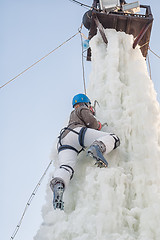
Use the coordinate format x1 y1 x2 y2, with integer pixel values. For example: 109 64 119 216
68 0 95 10
10 159 53 240
140 41 149 49
0 31 79 90
147 54 152 80
148 47 160 59
79 26 87 95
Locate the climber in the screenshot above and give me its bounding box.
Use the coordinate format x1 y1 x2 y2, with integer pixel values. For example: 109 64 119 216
50 93 120 210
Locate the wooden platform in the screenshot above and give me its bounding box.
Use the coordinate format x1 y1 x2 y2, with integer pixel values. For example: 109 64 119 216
85 5 153 60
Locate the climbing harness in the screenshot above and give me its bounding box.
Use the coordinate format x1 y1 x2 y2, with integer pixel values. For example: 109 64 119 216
58 126 87 154
57 126 87 181
60 165 75 180
58 144 80 154
110 134 120 150
79 126 88 148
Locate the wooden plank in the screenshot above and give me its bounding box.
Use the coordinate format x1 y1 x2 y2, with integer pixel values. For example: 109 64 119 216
94 15 108 45
133 22 152 49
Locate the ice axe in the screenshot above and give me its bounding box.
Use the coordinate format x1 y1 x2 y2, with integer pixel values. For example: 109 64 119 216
90 100 100 115
90 100 108 126
93 101 108 126
102 122 108 127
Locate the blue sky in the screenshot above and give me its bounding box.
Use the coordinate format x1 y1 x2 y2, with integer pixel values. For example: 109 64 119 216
1 1 159 240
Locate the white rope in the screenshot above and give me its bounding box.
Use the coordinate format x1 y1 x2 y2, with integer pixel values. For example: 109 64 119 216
79 26 87 95
147 54 152 80
148 46 160 59
0 32 79 89
10 159 53 240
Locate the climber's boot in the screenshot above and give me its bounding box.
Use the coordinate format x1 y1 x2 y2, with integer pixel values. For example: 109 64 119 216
50 178 65 210
87 141 108 168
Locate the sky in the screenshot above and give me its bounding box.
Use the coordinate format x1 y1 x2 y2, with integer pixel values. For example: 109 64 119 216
0 1 159 240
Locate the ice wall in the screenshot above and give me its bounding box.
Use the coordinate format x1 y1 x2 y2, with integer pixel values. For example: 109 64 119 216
34 29 160 240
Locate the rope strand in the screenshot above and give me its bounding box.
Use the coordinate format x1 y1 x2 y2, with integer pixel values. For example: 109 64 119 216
10 159 53 240
68 0 97 10
148 46 160 59
147 54 152 79
0 31 79 90
79 26 87 95
140 41 149 49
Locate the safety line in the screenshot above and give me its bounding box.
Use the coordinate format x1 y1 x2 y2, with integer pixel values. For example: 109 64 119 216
10 159 53 240
68 0 96 10
79 31 88 40
148 47 160 59
140 41 149 49
79 26 87 95
0 31 79 90
147 54 152 80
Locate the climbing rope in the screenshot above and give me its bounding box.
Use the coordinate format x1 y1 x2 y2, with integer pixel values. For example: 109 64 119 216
139 42 159 80
79 25 87 95
147 54 152 80
10 159 53 240
140 41 149 49
0 31 79 90
148 46 160 59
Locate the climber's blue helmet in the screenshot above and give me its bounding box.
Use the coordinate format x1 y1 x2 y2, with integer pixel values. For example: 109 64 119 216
72 93 91 108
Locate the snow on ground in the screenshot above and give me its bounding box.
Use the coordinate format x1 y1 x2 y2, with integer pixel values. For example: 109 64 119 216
34 29 160 240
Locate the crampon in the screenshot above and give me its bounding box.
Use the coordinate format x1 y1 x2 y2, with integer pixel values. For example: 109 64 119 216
53 182 64 210
87 145 108 168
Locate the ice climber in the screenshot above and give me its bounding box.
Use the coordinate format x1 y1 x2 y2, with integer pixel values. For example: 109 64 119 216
50 93 120 210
